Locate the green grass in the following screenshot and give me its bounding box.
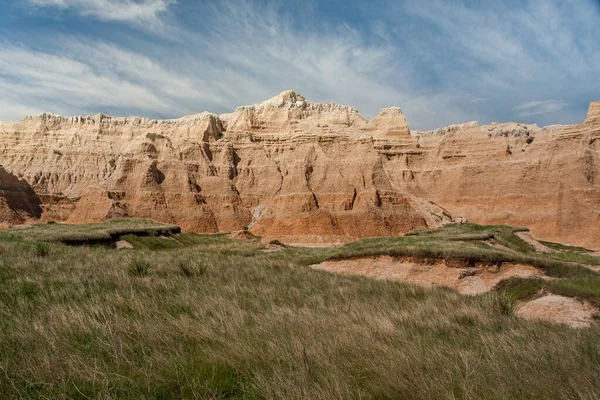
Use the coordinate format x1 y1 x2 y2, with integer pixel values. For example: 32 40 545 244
7 218 181 244
128 260 151 277
496 277 545 300
0 222 599 398
120 232 228 250
539 240 595 253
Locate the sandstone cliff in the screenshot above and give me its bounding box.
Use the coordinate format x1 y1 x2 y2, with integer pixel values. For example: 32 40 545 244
0 166 42 225
0 92 598 247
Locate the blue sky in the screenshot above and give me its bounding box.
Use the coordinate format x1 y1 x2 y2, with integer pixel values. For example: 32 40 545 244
0 0 598 129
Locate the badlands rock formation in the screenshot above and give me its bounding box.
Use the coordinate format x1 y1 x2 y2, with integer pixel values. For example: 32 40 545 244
0 166 42 225
408 101 600 249
0 92 598 247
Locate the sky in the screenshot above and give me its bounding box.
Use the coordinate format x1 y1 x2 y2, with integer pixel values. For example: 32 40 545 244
0 0 598 130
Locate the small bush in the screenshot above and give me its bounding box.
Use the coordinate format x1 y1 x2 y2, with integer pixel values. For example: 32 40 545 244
177 260 194 277
197 264 208 276
269 239 285 247
489 291 517 316
177 260 208 278
179 263 194 277
129 260 151 277
496 277 544 300
146 132 167 141
34 243 50 258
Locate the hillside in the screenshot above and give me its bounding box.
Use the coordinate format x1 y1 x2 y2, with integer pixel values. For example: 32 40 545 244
0 92 599 247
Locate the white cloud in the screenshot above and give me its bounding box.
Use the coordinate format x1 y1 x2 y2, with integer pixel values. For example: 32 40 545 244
514 100 566 117
0 39 221 122
397 0 600 126
3 0 599 129
27 0 175 26
0 1 424 124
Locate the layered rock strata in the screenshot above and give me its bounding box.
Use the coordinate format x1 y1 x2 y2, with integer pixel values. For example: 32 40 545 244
0 92 598 247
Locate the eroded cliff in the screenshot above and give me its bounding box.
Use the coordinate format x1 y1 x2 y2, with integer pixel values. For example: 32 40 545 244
0 92 598 247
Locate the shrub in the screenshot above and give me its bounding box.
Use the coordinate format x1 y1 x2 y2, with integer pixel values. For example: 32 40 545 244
489 291 517 316
34 243 50 258
177 260 195 278
197 264 208 276
146 132 167 141
177 259 208 278
129 260 151 277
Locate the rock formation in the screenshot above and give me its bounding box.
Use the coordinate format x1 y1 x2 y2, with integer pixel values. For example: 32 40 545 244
0 166 42 225
407 101 600 249
585 100 600 125
0 92 598 247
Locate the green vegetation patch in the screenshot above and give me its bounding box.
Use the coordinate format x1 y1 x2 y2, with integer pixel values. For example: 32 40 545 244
5 218 181 244
540 240 595 253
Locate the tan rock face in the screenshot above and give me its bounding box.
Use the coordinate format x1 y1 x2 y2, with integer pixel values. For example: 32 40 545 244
0 91 598 247
0 166 42 224
585 100 600 125
409 114 600 249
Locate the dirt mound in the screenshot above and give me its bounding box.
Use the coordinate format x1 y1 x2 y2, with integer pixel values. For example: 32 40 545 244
311 256 543 295
228 230 257 240
516 295 597 328
515 231 555 253
261 242 286 252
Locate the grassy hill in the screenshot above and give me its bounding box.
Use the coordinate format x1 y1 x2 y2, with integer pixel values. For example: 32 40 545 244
0 220 599 399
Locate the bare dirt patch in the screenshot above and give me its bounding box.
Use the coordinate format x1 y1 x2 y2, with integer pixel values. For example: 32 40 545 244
288 242 345 248
261 243 286 252
311 256 543 295
515 231 555 253
228 230 257 240
583 264 600 273
115 240 133 249
516 295 597 328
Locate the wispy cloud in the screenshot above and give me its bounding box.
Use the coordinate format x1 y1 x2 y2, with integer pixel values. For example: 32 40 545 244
1 0 599 129
395 0 600 126
0 1 420 123
26 0 175 26
514 100 567 117
0 39 216 120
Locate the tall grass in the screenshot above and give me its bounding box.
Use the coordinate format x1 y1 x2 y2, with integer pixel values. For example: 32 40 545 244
0 223 599 398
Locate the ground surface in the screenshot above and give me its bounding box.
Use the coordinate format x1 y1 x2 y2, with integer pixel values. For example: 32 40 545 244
312 256 544 295
1 220 600 399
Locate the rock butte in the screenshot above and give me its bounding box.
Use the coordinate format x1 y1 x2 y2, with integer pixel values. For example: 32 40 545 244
0 91 599 247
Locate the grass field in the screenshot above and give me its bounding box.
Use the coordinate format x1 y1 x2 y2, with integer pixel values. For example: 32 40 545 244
1 220 599 399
